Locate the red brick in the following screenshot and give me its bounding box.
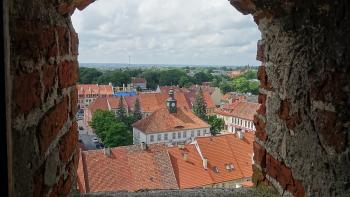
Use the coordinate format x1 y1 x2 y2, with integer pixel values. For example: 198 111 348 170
49 174 72 197
279 100 302 130
254 115 268 141
70 88 78 118
43 64 56 97
289 179 305 197
279 100 290 120
266 154 293 190
253 11 272 25
59 122 78 163
256 40 265 62
56 27 70 56
14 22 56 61
257 93 267 115
38 97 68 153
315 110 347 153
76 0 96 11
70 31 79 55
58 61 78 88
253 141 266 168
229 0 256 15
257 65 272 90
14 72 41 115
252 165 269 186
57 2 76 16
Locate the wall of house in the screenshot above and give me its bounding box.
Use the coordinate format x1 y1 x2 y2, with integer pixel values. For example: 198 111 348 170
134 128 210 145
230 0 350 196
7 0 89 195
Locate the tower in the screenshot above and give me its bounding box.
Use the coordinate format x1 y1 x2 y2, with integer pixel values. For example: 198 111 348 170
167 89 177 113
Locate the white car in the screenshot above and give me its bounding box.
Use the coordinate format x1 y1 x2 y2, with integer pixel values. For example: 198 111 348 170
92 138 99 143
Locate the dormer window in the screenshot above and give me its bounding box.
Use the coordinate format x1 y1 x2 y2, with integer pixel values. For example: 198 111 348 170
225 163 235 172
212 166 219 173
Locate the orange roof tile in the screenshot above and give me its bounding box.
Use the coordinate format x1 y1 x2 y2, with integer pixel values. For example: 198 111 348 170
167 133 255 189
195 132 254 182
86 96 127 114
77 84 114 96
138 92 190 113
184 90 215 109
132 107 210 134
131 77 146 84
215 101 260 121
230 102 260 120
77 144 178 193
168 145 213 189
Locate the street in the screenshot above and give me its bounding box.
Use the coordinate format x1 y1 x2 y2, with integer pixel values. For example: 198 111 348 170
77 119 103 150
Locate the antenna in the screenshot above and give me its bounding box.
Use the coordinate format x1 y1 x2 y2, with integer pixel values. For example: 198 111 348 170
128 55 131 67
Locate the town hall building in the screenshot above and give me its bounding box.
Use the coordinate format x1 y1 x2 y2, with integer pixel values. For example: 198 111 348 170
132 90 211 145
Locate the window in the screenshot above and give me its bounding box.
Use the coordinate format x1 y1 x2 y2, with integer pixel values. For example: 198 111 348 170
157 134 161 141
172 132 176 139
212 166 219 173
178 132 181 138
164 133 168 140
150 135 154 142
191 130 194 137
197 130 201 136
225 163 235 172
183 131 187 138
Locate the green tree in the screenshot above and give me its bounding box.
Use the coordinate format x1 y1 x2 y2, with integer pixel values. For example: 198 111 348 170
133 98 143 121
116 97 127 122
219 82 233 94
91 110 133 147
91 110 116 141
192 88 207 120
104 122 132 147
78 67 103 84
207 115 224 136
179 76 192 88
248 81 259 94
193 71 212 84
136 86 142 92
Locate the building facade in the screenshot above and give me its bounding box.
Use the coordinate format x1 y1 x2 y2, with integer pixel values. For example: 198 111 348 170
132 90 211 145
77 84 114 110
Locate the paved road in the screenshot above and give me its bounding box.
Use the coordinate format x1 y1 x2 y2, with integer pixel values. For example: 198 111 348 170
77 119 103 150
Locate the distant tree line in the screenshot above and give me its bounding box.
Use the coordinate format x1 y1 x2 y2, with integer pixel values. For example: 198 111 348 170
78 66 259 94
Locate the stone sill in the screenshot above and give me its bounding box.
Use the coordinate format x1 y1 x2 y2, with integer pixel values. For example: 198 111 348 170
72 188 278 197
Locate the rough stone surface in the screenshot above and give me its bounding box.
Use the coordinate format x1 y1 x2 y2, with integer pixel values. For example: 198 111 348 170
9 0 79 196
231 0 350 196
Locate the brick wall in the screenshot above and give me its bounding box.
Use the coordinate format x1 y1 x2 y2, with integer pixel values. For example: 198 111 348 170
8 0 93 196
230 0 350 196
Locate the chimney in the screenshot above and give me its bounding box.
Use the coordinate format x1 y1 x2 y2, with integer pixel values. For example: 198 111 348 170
237 131 244 139
203 157 208 170
140 142 147 150
109 82 112 86
104 147 111 157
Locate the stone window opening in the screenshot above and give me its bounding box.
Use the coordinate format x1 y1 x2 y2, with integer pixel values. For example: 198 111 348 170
4 0 350 196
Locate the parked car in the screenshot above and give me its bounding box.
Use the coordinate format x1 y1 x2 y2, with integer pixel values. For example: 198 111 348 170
92 137 99 143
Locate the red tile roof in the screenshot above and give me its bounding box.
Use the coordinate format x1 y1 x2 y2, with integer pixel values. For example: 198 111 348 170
168 145 213 189
230 102 260 120
167 133 255 189
77 144 178 193
184 90 215 110
138 92 190 113
86 96 127 114
196 132 254 182
215 101 260 121
77 84 114 96
132 107 210 134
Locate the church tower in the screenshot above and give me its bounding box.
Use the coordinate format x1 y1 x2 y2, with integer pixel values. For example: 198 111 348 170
167 89 177 113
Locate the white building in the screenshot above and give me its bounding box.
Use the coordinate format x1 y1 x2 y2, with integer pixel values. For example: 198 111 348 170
215 101 260 133
132 90 211 145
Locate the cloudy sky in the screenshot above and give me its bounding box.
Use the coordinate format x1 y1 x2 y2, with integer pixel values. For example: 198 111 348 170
71 0 260 66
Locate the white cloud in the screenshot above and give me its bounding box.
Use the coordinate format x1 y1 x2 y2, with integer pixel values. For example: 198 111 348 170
71 0 261 66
